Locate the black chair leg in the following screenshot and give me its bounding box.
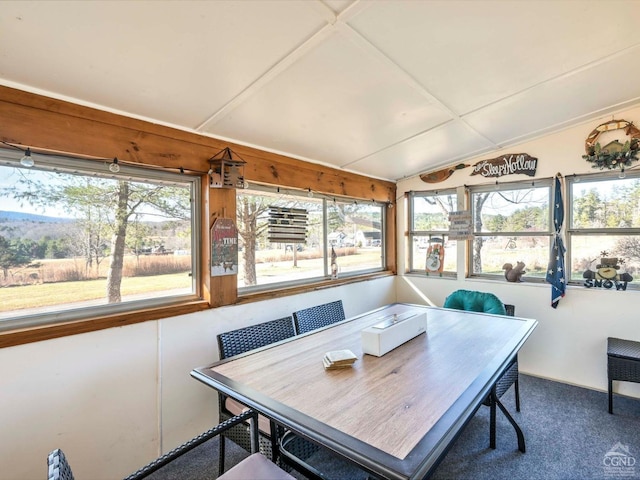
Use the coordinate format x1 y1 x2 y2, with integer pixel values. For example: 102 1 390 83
219 436 226 475
270 421 280 463
489 393 497 449
515 376 521 412
608 379 614 414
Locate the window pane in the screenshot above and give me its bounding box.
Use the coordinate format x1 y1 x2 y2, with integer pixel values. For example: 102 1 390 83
0 157 196 325
473 187 550 233
571 177 640 229
470 183 551 277
409 191 457 275
237 189 324 288
570 235 640 282
327 200 384 275
412 237 457 274
412 192 456 231
472 235 550 278
236 189 385 290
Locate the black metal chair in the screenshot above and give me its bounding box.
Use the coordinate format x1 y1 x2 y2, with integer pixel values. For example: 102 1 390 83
607 337 640 414
443 291 523 451
47 410 295 480
293 300 345 335
482 303 523 452
216 316 296 474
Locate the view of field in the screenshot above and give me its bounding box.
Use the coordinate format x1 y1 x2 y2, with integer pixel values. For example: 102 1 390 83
237 245 382 287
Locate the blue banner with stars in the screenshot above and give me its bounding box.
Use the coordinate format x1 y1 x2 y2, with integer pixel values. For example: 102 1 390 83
546 175 566 308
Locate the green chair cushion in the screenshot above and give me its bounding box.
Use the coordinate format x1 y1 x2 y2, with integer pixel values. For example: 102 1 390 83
443 289 507 315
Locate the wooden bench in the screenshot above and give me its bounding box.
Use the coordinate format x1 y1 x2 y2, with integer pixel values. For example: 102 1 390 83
607 337 640 414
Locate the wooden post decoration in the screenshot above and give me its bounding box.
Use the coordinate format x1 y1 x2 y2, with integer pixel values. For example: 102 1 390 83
470 153 537 178
419 163 469 183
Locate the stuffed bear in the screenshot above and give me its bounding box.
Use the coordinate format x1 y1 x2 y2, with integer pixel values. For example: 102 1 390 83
502 261 526 282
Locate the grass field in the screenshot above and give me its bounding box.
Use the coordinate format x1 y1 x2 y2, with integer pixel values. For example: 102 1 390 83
0 272 192 314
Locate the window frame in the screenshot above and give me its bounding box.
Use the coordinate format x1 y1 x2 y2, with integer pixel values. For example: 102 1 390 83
236 184 387 295
0 148 202 333
407 189 458 278
468 179 553 281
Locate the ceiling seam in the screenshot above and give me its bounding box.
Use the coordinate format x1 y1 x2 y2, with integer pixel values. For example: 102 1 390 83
460 42 640 119
195 0 374 133
338 118 456 169
195 23 337 132
333 21 501 153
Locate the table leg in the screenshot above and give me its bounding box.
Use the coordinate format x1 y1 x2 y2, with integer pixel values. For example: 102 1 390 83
608 378 613 414
494 396 526 453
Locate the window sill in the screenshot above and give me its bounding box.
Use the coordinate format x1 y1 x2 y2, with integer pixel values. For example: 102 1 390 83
0 300 210 349
1 272 397 348
236 271 396 305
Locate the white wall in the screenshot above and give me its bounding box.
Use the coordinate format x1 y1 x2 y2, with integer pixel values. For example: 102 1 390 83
396 105 640 403
5 105 640 480
0 277 395 480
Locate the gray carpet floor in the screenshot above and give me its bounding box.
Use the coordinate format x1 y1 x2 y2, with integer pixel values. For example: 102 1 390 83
147 374 640 480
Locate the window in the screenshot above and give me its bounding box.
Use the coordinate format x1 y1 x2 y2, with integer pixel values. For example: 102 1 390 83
408 190 457 276
0 149 199 331
469 181 551 279
567 172 640 288
236 186 385 292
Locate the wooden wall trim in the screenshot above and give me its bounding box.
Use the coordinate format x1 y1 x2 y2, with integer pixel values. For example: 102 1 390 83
0 85 396 202
0 301 210 349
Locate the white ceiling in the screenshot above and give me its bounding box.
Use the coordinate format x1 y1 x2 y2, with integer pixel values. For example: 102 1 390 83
2 0 640 181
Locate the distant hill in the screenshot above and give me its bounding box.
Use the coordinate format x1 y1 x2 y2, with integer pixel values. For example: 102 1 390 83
0 211 73 223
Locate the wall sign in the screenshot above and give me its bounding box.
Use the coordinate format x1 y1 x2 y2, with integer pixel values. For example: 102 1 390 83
470 153 537 178
448 210 472 240
211 217 238 276
268 206 308 243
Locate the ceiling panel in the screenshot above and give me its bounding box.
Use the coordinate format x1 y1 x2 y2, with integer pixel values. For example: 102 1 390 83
0 1 328 127
1 0 640 182
202 30 453 168
348 1 640 115
464 46 640 145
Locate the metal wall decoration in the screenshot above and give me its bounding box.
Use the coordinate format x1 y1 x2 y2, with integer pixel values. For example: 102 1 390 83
267 206 308 243
425 237 445 276
470 153 537 178
211 217 238 276
208 147 246 189
583 253 633 291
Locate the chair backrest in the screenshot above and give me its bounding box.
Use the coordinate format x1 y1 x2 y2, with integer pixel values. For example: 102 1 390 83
47 449 75 480
293 300 346 335
218 316 296 359
504 304 515 317
443 289 507 315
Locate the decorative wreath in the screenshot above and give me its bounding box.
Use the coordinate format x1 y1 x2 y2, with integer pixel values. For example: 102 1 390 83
582 119 640 171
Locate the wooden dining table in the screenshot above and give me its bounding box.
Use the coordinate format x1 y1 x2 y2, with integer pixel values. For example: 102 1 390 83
191 303 538 480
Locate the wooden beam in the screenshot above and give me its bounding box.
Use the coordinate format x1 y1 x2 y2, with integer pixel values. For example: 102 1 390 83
0 85 395 202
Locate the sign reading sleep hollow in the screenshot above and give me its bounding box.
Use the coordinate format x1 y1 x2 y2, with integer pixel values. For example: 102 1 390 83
471 153 537 178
